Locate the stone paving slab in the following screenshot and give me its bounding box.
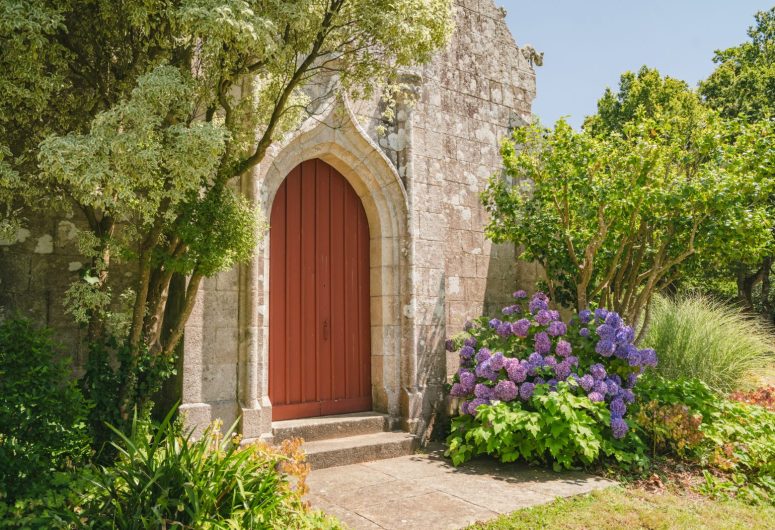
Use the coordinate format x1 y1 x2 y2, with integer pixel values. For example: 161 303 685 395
306 448 616 529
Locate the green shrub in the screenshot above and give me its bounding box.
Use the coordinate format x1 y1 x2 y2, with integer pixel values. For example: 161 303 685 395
634 376 775 504
0 317 92 502
643 294 774 393
447 383 649 471
74 408 339 529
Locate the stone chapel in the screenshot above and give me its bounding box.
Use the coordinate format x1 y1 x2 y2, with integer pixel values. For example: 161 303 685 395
0 0 538 457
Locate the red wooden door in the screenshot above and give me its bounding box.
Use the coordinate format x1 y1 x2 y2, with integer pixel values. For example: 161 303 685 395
269 159 372 421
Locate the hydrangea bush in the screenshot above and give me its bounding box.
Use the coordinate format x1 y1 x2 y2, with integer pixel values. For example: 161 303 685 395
445 291 656 469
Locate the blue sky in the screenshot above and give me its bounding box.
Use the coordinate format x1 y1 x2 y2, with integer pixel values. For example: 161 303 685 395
503 0 773 128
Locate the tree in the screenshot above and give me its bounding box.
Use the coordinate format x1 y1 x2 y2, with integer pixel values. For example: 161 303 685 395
483 68 772 335
1 0 453 417
700 7 775 315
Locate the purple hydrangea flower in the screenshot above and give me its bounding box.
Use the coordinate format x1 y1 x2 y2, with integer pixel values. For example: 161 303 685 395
625 373 638 388
464 336 477 348
595 324 615 340
614 344 629 359
464 320 474 331
544 355 558 367
474 384 492 399
609 398 626 418
450 383 465 397
527 352 544 367
445 339 455 352
507 360 527 383
460 345 475 360
594 308 609 321
555 339 572 357
502 304 521 315
579 309 593 324
588 391 605 403
488 318 501 329
511 318 531 337
590 363 607 381
579 374 595 391
611 417 629 439
567 355 579 366
620 388 635 404
605 379 620 396
595 339 615 357
513 290 528 299
529 292 549 314
549 310 561 321
460 370 476 390
547 378 558 390
547 321 567 337
593 380 609 396
579 328 591 338
494 380 518 402
535 309 552 325
467 398 490 415
489 352 505 371
555 361 571 380
519 382 536 400
476 348 491 363
534 332 552 354
496 322 512 337
533 377 546 385
475 360 496 380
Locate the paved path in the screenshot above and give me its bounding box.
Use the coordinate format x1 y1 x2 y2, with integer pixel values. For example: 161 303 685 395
306 448 616 529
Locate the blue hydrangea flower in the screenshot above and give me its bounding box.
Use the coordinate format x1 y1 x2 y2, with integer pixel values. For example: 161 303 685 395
579 374 595 391
625 373 638 388
511 318 531 337
527 352 544 367
627 350 642 367
555 339 572 357
547 378 558 391
494 380 518 402
475 348 491 363
588 391 605 403
460 345 475 360
609 398 626 418
513 290 528 299
604 312 622 329
605 379 620 396
534 332 551 354
595 324 616 340
640 348 658 367
590 363 607 381
488 318 501 329
595 339 615 357
579 327 591 338
611 417 629 439
620 388 636 404
464 336 477 348
533 376 546 385
519 382 536 400
615 326 635 344
594 308 609 321
579 309 592 323
547 321 567 337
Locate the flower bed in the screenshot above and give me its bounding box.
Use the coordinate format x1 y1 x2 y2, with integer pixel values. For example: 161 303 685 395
445 291 656 469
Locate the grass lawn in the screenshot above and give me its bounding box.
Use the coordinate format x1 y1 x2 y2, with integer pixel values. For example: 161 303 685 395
470 486 775 530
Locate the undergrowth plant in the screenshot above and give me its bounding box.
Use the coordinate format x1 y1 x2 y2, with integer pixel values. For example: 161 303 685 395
643 294 774 392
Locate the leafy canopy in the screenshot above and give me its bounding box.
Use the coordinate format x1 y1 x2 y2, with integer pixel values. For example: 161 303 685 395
483 67 773 327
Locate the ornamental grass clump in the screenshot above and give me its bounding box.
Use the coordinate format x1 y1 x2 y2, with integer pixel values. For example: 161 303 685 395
643 294 774 393
445 291 655 469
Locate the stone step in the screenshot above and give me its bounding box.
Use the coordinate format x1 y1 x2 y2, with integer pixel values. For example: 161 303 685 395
303 431 417 470
272 412 390 443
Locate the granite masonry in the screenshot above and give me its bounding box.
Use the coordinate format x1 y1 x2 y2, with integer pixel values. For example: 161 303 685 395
0 0 539 443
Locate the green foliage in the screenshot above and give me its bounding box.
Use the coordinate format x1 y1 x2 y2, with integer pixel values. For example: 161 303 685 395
74 408 339 529
0 317 92 502
634 376 775 504
446 383 648 472
642 294 774 393
482 68 773 325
